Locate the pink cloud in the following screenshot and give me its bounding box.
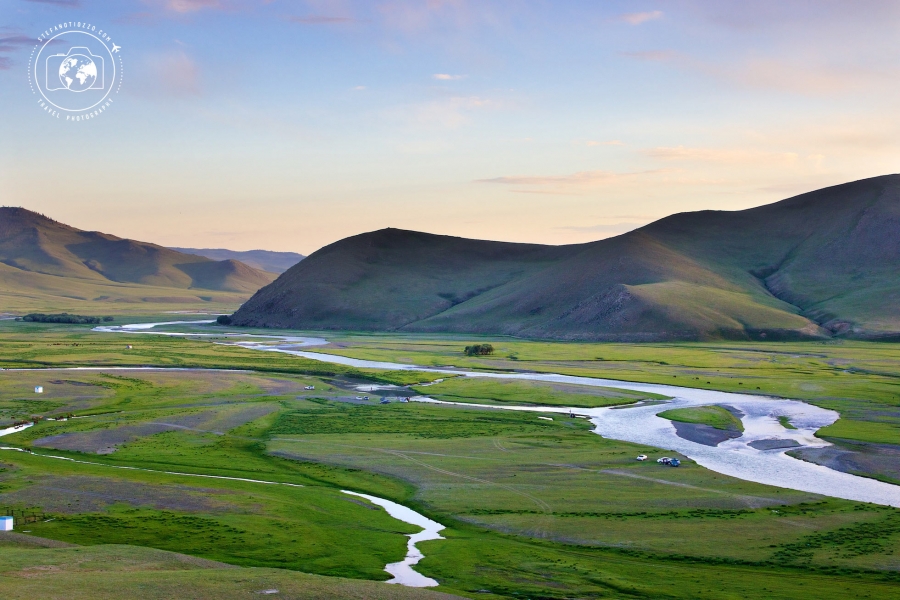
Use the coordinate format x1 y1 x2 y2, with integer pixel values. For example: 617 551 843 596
642 145 801 166
135 50 202 98
620 10 663 25
165 0 223 13
0 35 39 71
620 50 677 62
284 15 358 25
586 140 624 147
24 0 81 7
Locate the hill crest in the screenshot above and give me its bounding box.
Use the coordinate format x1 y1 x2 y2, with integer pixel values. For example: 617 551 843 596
0 207 277 301
231 175 900 341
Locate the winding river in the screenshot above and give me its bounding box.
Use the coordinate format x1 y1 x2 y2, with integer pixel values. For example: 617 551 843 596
3 319 896 587
90 321 900 508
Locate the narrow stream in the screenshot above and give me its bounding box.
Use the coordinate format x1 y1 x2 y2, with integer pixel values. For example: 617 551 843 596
90 321 900 507
0 425 444 588
342 491 444 587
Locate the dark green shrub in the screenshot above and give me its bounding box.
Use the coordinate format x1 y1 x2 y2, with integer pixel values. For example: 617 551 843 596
464 343 494 356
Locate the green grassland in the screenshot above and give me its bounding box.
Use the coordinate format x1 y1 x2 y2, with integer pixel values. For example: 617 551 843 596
0 321 899 597
658 405 745 432
0 357 895 597
0 320 444 391
0 539 456 600
411 377 667 408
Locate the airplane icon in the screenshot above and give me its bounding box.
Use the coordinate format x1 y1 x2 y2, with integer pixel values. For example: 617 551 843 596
111 44 121 53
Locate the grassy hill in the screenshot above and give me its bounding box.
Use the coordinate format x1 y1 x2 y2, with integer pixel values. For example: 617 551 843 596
232 175 900 340
169 247 305 274
0 207 277 313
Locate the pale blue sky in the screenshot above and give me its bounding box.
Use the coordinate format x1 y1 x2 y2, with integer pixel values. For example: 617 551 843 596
1 0 899 253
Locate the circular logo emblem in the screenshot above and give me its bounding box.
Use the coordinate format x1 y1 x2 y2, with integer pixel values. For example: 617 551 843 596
28 23 123 121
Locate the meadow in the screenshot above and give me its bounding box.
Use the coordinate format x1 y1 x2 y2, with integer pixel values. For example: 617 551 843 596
0 319 898 598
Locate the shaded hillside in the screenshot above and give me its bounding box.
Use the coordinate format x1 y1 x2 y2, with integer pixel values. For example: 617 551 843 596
0 208 277 308
170 247 304 274
231 175 900 341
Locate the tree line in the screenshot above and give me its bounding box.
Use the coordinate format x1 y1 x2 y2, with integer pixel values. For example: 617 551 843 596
18 313 114 324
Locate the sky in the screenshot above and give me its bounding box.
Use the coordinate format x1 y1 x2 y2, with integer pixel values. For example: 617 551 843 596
1 0 899 254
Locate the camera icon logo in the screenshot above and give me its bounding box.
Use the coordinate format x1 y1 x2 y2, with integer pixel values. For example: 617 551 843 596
45 46 105 92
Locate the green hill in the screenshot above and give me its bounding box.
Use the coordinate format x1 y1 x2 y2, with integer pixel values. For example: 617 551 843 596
0 207 277 313
231 175 900 341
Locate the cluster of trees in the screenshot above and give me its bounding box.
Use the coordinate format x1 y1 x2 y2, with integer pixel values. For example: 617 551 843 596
464 343 495 356
18 313 113 324
216 315 233 325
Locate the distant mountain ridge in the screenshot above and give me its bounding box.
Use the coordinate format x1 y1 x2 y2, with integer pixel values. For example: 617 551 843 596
169 247 304 274
231 175 900 341
0 207 277 308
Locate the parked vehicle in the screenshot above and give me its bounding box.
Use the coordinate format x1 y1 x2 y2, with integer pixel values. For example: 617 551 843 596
636 454 648 461
669 458 681 467
304 385 315 390
657 457 673 465
380 398 390 404
355 396 363 400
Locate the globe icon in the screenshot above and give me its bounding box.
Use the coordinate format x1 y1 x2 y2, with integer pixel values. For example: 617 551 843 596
58 54 97 92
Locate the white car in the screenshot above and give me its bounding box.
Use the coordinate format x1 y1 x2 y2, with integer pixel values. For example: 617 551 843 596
636 454 648 461
304 385 315 390
657 457 673 465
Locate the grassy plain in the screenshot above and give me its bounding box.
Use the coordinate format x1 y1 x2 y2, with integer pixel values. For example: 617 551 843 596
0 320 898 597
0 538 456 600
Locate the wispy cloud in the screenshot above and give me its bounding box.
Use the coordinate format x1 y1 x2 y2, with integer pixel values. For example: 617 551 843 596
585 140 624 147
403 95 496 128
620 50 677 62
433 73 465 80
0 35 34 52
163 0 223 13
284 15 358 25
621 47 890 96
620 10 663 25
378 0 479 34
115 12 157 25
479 170 625 186
138 50 202 97
642 145 802 166
137 0 263 17
0 35 37 71
476 169 671 194
24 0 81 7
708 58 892 95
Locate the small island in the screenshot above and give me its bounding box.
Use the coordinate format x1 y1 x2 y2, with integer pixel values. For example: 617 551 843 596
658 405 744 446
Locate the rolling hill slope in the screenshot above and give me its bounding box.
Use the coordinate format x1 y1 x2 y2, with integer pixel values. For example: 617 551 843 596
231 175 900 341
0 208 277 312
